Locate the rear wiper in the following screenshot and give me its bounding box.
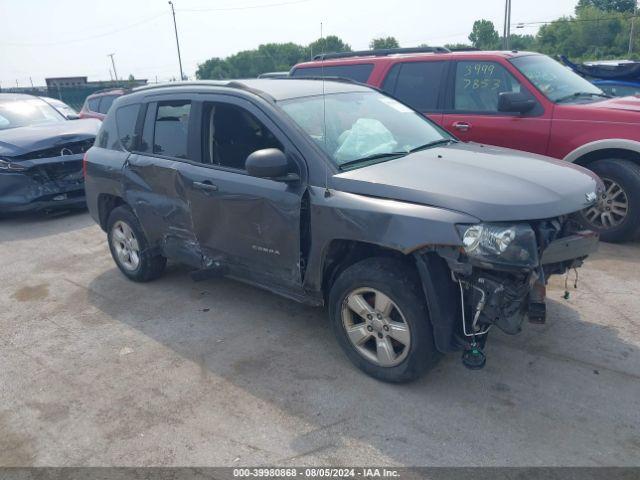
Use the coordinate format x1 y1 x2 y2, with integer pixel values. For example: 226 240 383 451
555 91 611 103
338 151 409 170
409 138 456 153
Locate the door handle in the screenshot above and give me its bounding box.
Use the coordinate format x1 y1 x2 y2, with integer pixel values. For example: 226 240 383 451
453 121 471 132
193 181 218 193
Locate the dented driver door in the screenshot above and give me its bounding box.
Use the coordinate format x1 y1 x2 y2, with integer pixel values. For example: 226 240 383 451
184 95 306 290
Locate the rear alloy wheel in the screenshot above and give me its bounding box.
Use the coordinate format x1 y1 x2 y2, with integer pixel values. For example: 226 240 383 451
111 220 141 272
107 205 166 282
580 159 640 243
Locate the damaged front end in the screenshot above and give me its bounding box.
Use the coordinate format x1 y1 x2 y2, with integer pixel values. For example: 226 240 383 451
0 138 92 213
433 217 598 369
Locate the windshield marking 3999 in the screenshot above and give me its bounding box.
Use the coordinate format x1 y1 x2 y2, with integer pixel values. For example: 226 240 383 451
280 91 454 170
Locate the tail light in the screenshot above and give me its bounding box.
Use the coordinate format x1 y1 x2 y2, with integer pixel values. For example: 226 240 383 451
82 151 88 177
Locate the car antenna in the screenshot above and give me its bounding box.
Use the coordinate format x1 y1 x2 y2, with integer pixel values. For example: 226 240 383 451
321 21 331 198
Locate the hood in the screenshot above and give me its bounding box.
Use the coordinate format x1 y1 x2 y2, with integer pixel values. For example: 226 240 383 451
557 95 640 124
589 95 640 113
0 119 100 158
333 142 601 222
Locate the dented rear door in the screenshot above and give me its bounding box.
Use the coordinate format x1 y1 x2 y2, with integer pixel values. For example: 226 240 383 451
123 98 203 266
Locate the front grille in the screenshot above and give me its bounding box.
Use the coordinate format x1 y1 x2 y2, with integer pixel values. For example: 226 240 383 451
14 138 94 160
30 160 83 184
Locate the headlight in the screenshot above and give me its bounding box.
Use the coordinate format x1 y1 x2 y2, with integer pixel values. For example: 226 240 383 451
457 223 539 269
0 159 28 172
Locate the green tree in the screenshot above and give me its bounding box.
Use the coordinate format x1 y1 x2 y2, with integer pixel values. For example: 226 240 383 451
443 42 474 50
536 6 637 59
507 34 536 51
369 37 400 49
127 74 135 81
307 35 352 57
576 0 637 13
468 20 501 49
196 57 236 80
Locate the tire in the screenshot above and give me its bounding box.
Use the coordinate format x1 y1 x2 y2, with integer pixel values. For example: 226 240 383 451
328 257 440 383
580 159 640 243
106 205 166 282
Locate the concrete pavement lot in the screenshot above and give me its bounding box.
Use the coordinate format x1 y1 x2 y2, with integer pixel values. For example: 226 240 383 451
1 210 639 466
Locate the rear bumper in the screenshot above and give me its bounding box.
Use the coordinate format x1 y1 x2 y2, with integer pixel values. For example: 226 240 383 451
0 155 85 213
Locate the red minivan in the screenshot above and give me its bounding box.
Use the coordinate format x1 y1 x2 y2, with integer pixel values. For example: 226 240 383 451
292 48 640 242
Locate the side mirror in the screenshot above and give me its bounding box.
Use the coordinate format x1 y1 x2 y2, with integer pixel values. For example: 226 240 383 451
498 91 536 114
245 148 297 181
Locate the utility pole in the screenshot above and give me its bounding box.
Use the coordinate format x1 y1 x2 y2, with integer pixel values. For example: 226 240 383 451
168 1 184 81
107 53 118 81
630 0 638 55
503 0 512 50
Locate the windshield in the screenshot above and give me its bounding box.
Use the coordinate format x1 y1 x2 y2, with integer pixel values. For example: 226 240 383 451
43 97 78 117
511 55 604 103
0 98 67 130
280 91 453 169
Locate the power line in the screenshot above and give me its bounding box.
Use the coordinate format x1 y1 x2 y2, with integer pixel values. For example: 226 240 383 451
177 0 312 12
4 12 168 47
516 13 640 27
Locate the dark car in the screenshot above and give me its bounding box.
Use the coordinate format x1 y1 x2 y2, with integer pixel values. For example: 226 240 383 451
79 89 126 121
84 79 599 382
39 96 80 120
0 93 100 213
292 48 640 243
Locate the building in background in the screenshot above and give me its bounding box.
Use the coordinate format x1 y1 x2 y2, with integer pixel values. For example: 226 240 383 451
2 76 148 110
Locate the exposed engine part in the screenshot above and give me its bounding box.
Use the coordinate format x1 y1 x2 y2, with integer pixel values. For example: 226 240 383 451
456 272 531 336
563 267 580 299
455 275 491 370
528 269 547 324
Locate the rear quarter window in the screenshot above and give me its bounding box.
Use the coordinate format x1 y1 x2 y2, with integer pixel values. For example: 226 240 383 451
98 95 116 114
291 64 374 83
115 104 140 151
87 97 100 112
382 61 446 111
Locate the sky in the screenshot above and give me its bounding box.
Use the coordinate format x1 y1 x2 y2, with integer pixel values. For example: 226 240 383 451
0 0 579 87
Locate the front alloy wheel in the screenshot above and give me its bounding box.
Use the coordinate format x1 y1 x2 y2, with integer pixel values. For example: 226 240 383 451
582 177 629 230
341 287 411 367
329 257 440 383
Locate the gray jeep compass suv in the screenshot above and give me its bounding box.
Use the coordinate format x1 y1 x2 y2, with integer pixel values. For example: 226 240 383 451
84 79 600 382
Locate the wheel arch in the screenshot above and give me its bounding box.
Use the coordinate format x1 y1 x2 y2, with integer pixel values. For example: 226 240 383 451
97 193 126 231
320 240 459 353
563 139 640 167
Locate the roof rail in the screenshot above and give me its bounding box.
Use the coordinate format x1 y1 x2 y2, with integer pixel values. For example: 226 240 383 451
132 80 231 93
131 80 277 102
89 87 131 96
313 46 450 61
447 47 480 52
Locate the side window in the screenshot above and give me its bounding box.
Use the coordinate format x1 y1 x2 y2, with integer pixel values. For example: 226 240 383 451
202 102 283 170
115 104 140 151
153 100 191 159
87 97 100 112
98 95 116 114
454 61 523 112
382 61 446 111
291 64 374 83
